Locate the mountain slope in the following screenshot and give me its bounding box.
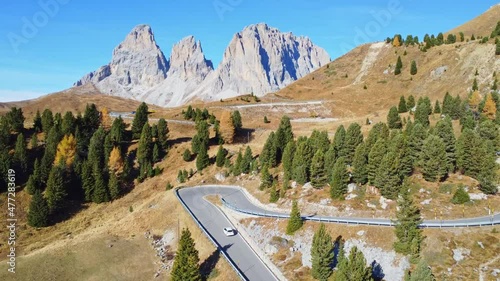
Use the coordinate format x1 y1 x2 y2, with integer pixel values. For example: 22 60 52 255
75 24 330 107
277 7 500 118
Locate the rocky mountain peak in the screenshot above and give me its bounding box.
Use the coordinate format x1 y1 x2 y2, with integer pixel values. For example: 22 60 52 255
190 23 330 101
115 24 158 52
168 35 213 81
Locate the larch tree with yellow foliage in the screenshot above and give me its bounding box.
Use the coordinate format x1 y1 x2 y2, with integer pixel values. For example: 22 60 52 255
219 110 235 144
482 93 497 120
108 146 124 174
100 107 111 129
54 134 77 168
393 35 401 47
468 91 482 112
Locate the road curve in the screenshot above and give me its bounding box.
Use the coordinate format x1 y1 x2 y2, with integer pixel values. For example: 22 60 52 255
176 186 279 281
176 185 500 280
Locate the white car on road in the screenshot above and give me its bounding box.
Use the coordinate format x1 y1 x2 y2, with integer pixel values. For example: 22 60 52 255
223 227 236 236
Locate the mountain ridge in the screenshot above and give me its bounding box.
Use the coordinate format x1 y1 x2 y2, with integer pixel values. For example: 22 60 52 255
75 23 330 107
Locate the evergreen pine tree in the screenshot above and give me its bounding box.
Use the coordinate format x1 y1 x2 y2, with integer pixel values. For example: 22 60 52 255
33 110 42 132
282 141 296 179
414 101 430 127
393 181 424 261
275 115 294 160
30 133 38 149
40 126 62 184
335 246 373 281
410 60 417 75
131 102 149 139
333 125 346 158
26 174 38 195
395 56 403 75
183 149 192 162
171 228 202 281
368 139 387 184
92 161 109 203
215 145 226 167
61 111 75 136
343 123 364 164
122 153 132 183
260 163 272 189
477 140 497 194
472 78 479 91
324 144 337 180
375 151 402 199
433 100 441 114
196 143 210 172
260 132 277 167
231 110 242 130
41 109 54 133
311 224 334 281
104 133 113 166
407 95 416 111
496 41 500 55
441 92 454 116
108 170 120 200
398 96 408 113
232 150 243 176
408 123 428 168
286 200 303 235
451 184 470 204
81 104 100 137
310 150 327 189
456 129 488 179
406 259 435 281
14 133 28 173
88 127 106 170
153 142 161 163
157 118 169 150
387 106 403 129
45 164 67 213
269 183 279 203
137 123 152 167
241 146 253 174
420 135 448 182
292 141 310 184
110 116 126 144
330 157 349 199
352 143 368 185
433 119 456 172
81 160 94 202
177 170 186 183
27 190 49 227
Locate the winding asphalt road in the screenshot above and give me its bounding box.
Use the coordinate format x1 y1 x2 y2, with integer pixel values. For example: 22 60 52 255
176 185 500 281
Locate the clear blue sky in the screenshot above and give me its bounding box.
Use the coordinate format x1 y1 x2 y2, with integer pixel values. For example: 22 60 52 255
0 0 498 102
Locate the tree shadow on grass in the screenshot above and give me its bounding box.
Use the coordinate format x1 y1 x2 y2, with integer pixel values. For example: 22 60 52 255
200 244 232 280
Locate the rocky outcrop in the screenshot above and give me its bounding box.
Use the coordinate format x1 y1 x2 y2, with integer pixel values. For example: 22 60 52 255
75 24 169 100
75 23 330 107
186 23 330 103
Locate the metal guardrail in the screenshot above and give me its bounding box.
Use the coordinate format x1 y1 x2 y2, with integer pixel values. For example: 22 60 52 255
221 198 499 228
174 189 248 281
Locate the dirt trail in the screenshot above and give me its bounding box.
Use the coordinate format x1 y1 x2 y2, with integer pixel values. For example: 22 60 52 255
353 42 386 85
